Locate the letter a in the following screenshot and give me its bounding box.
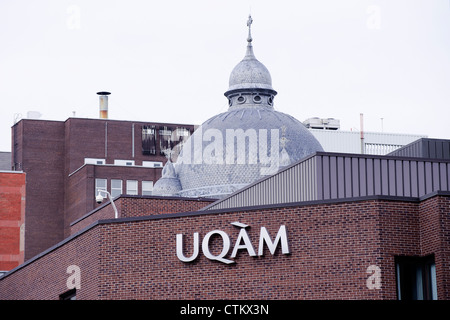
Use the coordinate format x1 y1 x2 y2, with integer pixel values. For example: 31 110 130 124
66 265 81 290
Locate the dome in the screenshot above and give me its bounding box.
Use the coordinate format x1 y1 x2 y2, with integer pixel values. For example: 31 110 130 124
153 15 323 199
152 160 182 196
225 16 275 95
227 45 274 92
174 106 323 198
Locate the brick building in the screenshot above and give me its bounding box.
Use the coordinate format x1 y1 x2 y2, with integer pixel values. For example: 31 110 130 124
0 171 26 273
1 138 449 300
2 16 449 302
11 117 195 261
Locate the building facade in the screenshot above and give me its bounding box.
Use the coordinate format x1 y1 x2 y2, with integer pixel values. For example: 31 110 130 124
1 139 450 300
0 171 26 274
1 16 449 301
0 185 448 300
11 117 195 260
304 117 426 155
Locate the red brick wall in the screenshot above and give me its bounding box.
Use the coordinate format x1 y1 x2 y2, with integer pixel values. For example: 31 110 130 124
0 172 26 270
1 195 449 300
12 119 66 260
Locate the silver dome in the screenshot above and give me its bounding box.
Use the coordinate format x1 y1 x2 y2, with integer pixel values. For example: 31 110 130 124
152 160 182 196
227 45 274 92
153 15 323 198
175 106 323 198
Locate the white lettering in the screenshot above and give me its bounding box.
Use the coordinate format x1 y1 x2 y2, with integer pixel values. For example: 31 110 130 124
225 128 258 165
259 129 280 175
258 225 290 255
366 265 382 289
176 232 199 262
66 265 81 290
203 129 223 164
176 223 289 265
180 304 214 317
175 127 283 173
231 227 256 258
202 230 234 264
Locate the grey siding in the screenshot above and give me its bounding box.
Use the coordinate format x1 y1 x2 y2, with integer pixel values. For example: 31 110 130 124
204 152 450 211
0 152 11 170
315 154 450 200
206 155 318 210
388 138 450 160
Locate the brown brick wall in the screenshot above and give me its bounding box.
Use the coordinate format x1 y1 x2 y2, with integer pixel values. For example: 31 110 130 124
11 118 194 261
70 196 215 235
2 195 449 300
418 196 450 299
65 164 164 238
12 120 66 260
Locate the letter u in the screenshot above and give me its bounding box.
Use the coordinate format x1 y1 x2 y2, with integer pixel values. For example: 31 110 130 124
176 233 199 262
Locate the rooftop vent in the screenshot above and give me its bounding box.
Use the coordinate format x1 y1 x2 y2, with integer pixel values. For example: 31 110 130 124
97 91 111 119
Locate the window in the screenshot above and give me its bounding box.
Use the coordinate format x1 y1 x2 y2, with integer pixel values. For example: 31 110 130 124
59 289 76 300
95 178 107 198
142 161 163 168
159 126 173 155
114 160 135 166
85 158 105 165
396 255 437 300
142 181 153 196
111 179 122 198
253 95 262 103
142 125 157 155
126 180 138 195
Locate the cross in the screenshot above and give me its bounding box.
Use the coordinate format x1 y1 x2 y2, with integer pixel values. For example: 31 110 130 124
247 15 253 28
247 15 253 42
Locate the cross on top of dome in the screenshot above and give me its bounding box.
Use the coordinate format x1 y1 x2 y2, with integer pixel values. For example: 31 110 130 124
225 16 277 108
247 15 253 43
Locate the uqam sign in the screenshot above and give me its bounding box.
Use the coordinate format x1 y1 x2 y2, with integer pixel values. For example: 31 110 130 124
176 222 289 264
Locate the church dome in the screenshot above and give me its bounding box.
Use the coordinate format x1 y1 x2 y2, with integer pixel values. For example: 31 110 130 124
226 15 275 95
174 106 323 198
153 15 323 198
227 46 274 92
152 160 182 196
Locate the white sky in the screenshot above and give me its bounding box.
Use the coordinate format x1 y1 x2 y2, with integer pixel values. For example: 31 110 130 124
1 0 449 152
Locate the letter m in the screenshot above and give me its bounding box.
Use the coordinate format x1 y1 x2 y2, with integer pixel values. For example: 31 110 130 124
258 225 290 256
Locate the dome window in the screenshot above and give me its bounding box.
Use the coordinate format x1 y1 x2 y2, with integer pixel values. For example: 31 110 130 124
268 95 274 106
237 96 246 104
253 95 262 103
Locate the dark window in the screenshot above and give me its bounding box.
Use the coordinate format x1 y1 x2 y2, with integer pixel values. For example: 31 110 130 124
59 288 76 300
142 125 156 155
159 126 173 156
396 255 437 300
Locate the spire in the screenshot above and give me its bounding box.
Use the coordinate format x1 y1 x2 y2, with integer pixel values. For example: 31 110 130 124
225 14 277 97
245 15 255 60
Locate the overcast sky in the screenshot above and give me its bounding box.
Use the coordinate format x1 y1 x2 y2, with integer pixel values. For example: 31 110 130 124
1 0 449 152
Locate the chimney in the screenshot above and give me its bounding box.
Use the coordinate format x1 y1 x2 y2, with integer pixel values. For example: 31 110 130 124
97 91 111 119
